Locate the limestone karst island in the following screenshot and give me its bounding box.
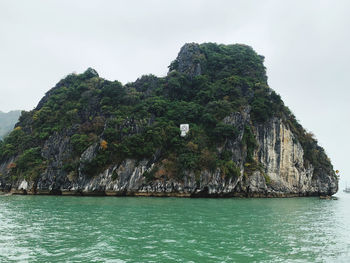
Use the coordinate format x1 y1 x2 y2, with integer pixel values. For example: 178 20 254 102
0 43 338 197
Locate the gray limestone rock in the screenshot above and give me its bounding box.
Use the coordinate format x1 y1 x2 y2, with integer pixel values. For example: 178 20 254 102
172 43 203 78
0 109 338 197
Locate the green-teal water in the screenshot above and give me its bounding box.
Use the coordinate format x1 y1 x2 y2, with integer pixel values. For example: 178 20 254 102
0 194 349 262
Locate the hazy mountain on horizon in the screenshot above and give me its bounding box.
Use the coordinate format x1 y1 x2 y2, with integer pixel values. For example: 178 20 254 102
0 110 21 140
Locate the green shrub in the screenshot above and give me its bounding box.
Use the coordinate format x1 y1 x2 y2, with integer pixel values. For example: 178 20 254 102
111 170 118 180
243 125 257 163
143 168 156 182
70 134 90 155
263 173 271 185
222 160 240 180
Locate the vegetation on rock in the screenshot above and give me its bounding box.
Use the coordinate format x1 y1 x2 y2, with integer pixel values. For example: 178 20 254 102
0 43 333 184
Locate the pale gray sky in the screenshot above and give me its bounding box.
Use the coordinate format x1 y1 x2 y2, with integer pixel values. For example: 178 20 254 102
1 0 349 188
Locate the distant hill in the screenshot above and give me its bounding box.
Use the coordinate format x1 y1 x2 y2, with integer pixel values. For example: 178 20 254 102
0 110 21 140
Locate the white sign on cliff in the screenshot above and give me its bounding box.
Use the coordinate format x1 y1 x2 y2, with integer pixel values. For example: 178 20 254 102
180 124 189 137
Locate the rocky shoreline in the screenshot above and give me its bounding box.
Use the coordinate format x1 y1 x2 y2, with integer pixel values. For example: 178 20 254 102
0 188 327 198
0 43 338 197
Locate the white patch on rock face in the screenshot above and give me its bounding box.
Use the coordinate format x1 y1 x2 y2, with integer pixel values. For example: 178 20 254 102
80 143 98 163
180 124 189 137
18 180 28 190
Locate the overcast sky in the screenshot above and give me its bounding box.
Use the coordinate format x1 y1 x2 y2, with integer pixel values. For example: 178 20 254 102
1 0 349 189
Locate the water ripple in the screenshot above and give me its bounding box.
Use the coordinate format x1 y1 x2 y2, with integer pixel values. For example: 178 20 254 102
0 194 350 262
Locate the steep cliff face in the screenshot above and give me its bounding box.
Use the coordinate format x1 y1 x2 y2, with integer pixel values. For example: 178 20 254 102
0 43 338 196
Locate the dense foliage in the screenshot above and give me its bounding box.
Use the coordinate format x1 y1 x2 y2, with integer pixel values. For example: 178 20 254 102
0 43 332 182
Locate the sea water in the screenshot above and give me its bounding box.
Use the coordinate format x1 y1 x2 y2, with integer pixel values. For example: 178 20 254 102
0 193 349 262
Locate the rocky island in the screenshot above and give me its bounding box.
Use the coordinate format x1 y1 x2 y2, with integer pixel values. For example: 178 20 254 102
0 43 338 197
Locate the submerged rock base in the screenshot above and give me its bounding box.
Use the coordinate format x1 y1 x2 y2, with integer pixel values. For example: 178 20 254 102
2 188 323 198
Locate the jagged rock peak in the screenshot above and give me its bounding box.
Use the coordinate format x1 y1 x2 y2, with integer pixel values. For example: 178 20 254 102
83 67 99 78
35 68 99 111
169 43 203 78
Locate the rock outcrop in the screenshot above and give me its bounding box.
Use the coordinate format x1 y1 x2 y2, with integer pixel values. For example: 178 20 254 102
173 43 202 78
0 43 338 197
1 110 337 197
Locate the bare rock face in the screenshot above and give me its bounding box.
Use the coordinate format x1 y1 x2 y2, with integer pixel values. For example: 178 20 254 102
1 110 337 197
83 67 99 78
171 43 202 78
254 118 337 196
